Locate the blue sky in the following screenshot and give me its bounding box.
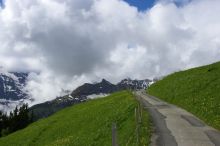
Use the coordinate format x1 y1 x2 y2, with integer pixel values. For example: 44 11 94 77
0 0 4 8
123 0 156 11
123 0 192 10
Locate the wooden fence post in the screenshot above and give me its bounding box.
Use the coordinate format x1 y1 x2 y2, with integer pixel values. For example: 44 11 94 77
112 123 118 146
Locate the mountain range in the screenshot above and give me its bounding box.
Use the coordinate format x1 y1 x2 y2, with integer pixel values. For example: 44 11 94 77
0 71 152 120
30 78 152 120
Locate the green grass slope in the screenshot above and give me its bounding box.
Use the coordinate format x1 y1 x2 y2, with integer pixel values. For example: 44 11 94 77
148 61 220 130
0 91 151 146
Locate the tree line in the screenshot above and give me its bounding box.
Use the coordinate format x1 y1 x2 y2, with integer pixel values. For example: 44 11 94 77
0 104 33 137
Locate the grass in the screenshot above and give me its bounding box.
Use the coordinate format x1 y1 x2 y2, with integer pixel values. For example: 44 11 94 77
148 61 220 130
0 91 151 146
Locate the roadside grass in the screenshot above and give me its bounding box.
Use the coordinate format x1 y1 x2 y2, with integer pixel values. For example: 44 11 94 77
148 61 220 130
0 91 151 146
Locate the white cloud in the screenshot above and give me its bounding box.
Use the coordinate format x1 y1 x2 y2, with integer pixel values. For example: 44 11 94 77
25 70 91 104
0 0 220 103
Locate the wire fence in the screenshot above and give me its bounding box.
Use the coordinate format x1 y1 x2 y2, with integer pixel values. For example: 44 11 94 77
112 102 143 146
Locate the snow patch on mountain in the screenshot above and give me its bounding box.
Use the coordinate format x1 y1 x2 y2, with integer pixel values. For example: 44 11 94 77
0 69 32 112
87 93 109 99
0 68 19 82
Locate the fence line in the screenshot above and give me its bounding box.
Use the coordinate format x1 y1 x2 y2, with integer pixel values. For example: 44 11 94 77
113 102 143 146
135 103 143 145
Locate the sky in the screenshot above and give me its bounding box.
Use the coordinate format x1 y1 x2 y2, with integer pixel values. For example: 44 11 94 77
123 0 155 11
0 0 3 8
0 0 220 104
123 0 192 11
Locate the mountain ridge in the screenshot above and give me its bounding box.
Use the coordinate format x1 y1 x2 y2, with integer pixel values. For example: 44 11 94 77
0 70 152 119
30 78 152 120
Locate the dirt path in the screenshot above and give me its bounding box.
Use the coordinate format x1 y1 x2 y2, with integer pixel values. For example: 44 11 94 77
135 90 220 146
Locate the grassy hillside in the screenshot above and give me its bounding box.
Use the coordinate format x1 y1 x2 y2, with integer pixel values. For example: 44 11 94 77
148 61 220 130
0 91 151 146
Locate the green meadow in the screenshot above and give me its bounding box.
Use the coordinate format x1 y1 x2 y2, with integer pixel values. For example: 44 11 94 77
0 91 151 146
148 61 220 130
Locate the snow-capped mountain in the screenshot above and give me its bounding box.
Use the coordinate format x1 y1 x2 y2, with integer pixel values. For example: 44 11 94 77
71 78 151 98
0 72 28 100
117 78 151 90
0 71 31 111
0 68 153 117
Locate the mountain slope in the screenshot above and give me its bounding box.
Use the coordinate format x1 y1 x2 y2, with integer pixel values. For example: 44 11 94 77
30 78 151 121
71 79 117 97
0 72 28 101
71 78 151 98
0 91 151 146
148 61 220 130
0 71 30 111
29 94 86 120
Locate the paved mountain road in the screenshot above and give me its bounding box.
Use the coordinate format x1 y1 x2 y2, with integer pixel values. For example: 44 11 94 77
135 90 220 146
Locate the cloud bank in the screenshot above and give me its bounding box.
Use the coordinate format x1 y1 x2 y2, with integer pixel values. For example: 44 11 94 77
0 0 220 103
